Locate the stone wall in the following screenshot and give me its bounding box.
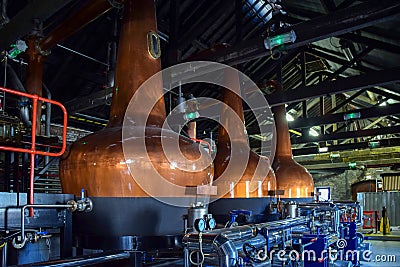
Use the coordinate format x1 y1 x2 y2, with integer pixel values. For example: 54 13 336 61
312 168 384 201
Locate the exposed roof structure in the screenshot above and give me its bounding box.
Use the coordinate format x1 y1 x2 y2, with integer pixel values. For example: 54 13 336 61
1 0 399 172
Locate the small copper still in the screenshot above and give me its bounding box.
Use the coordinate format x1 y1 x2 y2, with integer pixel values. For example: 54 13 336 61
269 81 314 198
60 0 213 197
213 68 276 198
350 180 377 200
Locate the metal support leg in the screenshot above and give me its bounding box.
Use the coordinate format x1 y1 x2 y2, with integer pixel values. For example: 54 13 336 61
1 241 7 267
61 209 73 258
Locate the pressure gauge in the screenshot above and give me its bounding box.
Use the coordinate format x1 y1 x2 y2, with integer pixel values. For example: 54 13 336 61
207 217 216 230
194 218 206 232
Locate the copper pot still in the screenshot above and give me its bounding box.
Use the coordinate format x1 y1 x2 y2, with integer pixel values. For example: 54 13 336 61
213 67 276 198
60 0 213 198
269 81 314 198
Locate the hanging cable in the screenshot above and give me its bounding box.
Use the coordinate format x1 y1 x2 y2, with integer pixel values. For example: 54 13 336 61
189 232 204 266
2 54 6 113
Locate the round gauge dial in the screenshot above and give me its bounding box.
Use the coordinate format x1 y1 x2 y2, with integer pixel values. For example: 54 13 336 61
194 218 206 232
207 218 216 229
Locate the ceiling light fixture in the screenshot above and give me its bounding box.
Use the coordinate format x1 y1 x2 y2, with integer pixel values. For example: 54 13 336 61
309 128 319 137
286 113 294 122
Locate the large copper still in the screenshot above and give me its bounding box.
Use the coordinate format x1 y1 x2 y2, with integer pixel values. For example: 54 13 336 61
213 68 276 198
60 0 213 198
269 81 314 198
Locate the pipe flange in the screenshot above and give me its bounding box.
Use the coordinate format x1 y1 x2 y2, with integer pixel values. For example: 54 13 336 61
34 40 51 56
84 198 93 212
67 200 77 212
12 236 27 249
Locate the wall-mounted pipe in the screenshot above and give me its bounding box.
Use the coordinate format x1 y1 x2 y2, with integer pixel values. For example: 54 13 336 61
0 0 8 27
42 83 51 137
25 36 44 135
106 16 118 89
5 64 32 127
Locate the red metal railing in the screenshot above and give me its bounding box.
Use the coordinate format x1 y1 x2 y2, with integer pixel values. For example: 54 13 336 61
0 87 67 216
191 138 212 155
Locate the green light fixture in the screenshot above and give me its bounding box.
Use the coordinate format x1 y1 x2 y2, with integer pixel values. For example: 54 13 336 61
8 40 27 59
264 30 296 50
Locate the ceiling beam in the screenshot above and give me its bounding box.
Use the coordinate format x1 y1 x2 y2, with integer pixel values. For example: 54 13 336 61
283 2 400 54
292 137 400 155
367 87 400 102
64 88 113 114
325 47 373 80
308 46 372 73
289 103 400 129
320 0 337 13
39 0 115 51
202 0 400 65
266 68 400 107
177 0 229 50
0 0 74 51
340 32 400 55
291 125 400 144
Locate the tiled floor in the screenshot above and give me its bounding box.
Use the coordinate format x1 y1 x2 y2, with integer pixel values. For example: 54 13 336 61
361 240 400 267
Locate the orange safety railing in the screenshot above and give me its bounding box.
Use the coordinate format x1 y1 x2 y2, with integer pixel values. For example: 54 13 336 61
0 87 67 216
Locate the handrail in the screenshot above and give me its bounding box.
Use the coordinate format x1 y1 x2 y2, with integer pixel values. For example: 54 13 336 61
0 87 68 216
191 138 212 155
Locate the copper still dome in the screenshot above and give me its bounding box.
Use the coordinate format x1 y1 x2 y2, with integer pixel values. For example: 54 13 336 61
213 67 276 198
60 0 213 199
269 81 314 198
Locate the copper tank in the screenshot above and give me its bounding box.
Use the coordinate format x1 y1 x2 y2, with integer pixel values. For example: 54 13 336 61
351 180 377 200
213 67 276 198
269 81 314 198
60 0 213 198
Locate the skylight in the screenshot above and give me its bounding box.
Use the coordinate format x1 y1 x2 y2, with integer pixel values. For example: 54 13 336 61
245 0 284 24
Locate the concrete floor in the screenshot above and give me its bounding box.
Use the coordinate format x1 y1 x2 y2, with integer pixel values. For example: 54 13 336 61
361 240 400 267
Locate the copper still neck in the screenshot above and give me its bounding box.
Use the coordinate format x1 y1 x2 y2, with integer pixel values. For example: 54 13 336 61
217 68 246 149
270 81 314 198
273 104 294 158
108 0 165 128
214 67 276 198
